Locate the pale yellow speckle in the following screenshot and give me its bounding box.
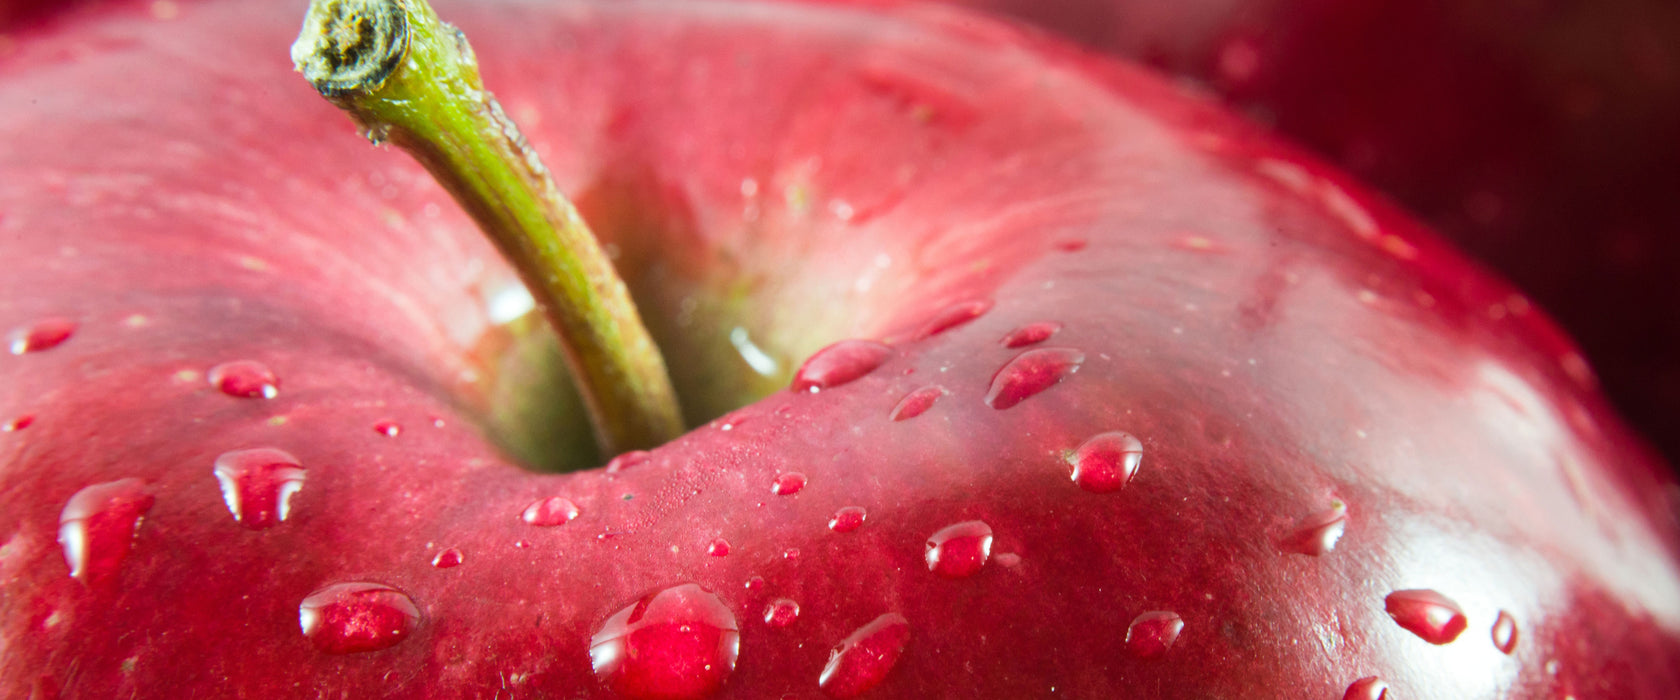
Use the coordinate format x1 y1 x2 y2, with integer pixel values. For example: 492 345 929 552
267 415 289 427
149 0 179 20
172 369 201 384
123 314 150 328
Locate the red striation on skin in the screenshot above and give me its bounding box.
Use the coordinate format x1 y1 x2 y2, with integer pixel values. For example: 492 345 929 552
0 1 1677 697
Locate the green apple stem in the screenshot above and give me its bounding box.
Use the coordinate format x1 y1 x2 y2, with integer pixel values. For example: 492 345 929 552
290 0 684 455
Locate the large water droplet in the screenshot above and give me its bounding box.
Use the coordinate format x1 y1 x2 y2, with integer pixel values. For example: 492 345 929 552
589 584 741 700
58 478 154 584
1280 501 1348 556
1343 676 1388 700
763 598 800 628
1065 432 1142 493
431 548 463 569
298 582 422 654
890 385 945 421
819 613 911 698
1385 589 1467 645
829 506 867 533
207 360 279 399
3 414 33 432
8 317 76 355
707 538 731 557
771 472 807 496
985 348 1085 409
1000 321 1062 349
213 448 306 530
913 299 992 341
1491 609 1518 654
521 496 581 527
791 340 892 393
925 520 993 578
606 450 652 474
1124 611 1184 658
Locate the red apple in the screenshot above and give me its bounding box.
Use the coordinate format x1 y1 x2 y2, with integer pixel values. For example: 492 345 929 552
2 0 1678 698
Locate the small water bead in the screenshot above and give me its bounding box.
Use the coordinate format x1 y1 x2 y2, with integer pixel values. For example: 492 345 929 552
373 420 401 437
1343 676 1388 700
431 548 463 569
925 520 993 578
1491 610 1518 654
7 317 76 355
985 347 1085 409
1065 432 1143 493
913 299 992 341
819 613 911 698
58 478 154 583
3 414 33 432
606 450 652 474
206 360 279 399
771 472 807 496
1124 611 1184 658
791 340 892 393
782 547 801 561
889 385 945 421
298 582 422 654
213 448 307 530
1280 501 1348 556
589 584 741 700
1384 589 1467 645
707 538 731 557
1000 321 1062 349
763 598 800 628
829 506 867 533
521 496 581 527
744 576 766 592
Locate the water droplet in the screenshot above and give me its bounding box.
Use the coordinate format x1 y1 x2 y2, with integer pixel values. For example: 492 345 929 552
1343 676 1388 700
431 548 463 569
1491 610 1518 654
819 613 911 698
3 414 33 432
606 450 652 474
1384 589 1467 644
298 582 422 654
914 299 992 340
373 420 402 437
985 347 1085 409
707 538 731 557
521 496 581 527
1124 611 1184 658
1000 321 1062 349
890 385 945 421
744 576 766 592
7 317 76 355
763 598 800 627
58 478 154 584
213 448 307 530
791 340 892 393
1280 501 1348 556
1065 432 1142 493
925 520 993 578
206 360 279 399
782 547 801 561
589 584 741 700
771 472 807 496
829 506 867 533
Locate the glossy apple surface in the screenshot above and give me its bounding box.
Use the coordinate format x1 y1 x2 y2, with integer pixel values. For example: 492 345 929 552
1 0 1678 698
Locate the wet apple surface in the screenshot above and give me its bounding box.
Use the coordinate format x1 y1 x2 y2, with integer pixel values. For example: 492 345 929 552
1 0 1677 698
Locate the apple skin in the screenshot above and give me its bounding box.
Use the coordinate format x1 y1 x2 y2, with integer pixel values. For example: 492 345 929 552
2 0 1679 698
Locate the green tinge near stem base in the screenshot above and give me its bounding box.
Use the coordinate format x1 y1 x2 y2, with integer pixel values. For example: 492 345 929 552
290 0 685 456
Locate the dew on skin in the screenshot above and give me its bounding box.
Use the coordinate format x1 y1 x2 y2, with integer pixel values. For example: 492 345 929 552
58 478 154 583
782 547 801 561
771 472 807 496
791 340 892 393
298 582 422 654
1491 610 1518 654
985 348 1085 409
707 538 731 557
744 576 766 592
8 317 76 355
606 450 652 475
914 299 992 341
1124 611 1184 658
212 448 307 530
763 598 800 628
829 506 867 533
1000 321 1062 349
925 520 993 578
1384 589 1468 645
373 420 401 437
3 414 32 432
589 584 740 700
890 385 945 421
1065 432 1143 493
521 496 581 527
431 548 463 569
206 360 279 399
819 613 911 698
1343 676 1389 700
1280 501 1348 556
